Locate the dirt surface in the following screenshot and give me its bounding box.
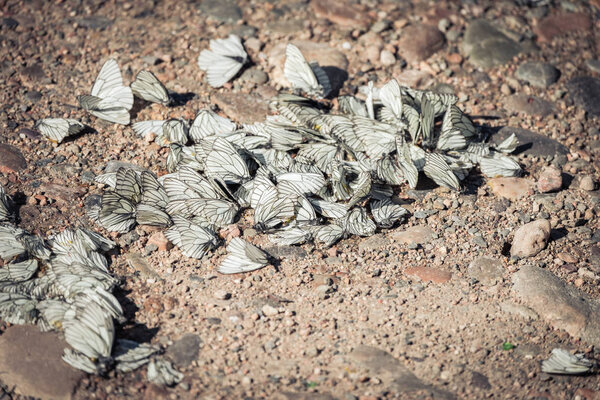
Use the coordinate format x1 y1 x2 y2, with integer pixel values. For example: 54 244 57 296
1 0 600 399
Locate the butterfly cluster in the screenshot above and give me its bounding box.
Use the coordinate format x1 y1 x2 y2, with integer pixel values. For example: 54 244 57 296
91 43 522 276
0 184 182 383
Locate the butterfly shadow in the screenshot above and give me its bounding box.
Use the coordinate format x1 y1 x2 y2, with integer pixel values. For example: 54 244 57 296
61 125 98 144
322 66 349 99
113 287 160 343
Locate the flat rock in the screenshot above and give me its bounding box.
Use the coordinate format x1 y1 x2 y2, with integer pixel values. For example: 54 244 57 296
310 0 370 29
166 333 202 367
511 219 551 259
468 257 504 285
489 127 568 160
266 19 305 35
264 245 307 260
40 183 85 204
0 144 27 173
395 69 433 88
512 265 600 346
505 94 554 117
566 77 600 117
268 41 348 90
20 64 46 82
488 177 534 201
515 62 560 88
405 266 452 284
275 393 336 400
397 24 445 62
211 92 270 124
534 12 592 42
500 301 539 320
391 225 433 245
77 16 113 30
462 19 522 68
104 160 146 173
348 346 453 399
126 252 162 280
358 234 390 251
198 0 242 22
0 325 84 400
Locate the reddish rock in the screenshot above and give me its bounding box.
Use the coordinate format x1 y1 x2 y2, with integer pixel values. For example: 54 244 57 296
511 219 551 259
488 177 534 201
392 226 434 245
537 165 562 193
0 144 27 174
0 325 84 400
445 53 463 64
405 266 452 284
148 231 173 251
40 183 85 204
394 70 433 88
219 224 241 241
397 24 445 62
535 13 592 42
310 0 370 29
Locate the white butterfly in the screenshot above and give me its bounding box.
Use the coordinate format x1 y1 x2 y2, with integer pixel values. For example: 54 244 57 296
35 118 85 143
197 35 248 88
77 59 133 125
189 109 236 143
218 238 269 274
165 215 219 260
284 44 331 98
131 70 171 105
0 184 14 222
541 348 594 375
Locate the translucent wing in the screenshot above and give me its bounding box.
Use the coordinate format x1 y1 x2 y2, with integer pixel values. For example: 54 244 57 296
309 198 348 219
494 133 519 154
284 44 326 98
0 293 38 325
339 207 376 237
370 199 407 228
115 168 143 203
203 137 250 184
423 153 461 191
396 139 419 189
315 224 345 247
166 216 219 259
479 154 522 178
218 238 269 274
338 96 368 117
98 191 137 233
140 171 169 209
147 359 183 386
197 35 247 88
91 59 126 99
160 119 189 146
113 339 160 373
268 226 314 245
62 298 114 359
379 79 403 120
131 70 170 105
167 198 238 227
132 120 166 138
135 203 172 227
420 98 435 148
0 184 14 222
189 109 236 142
35 118 85 143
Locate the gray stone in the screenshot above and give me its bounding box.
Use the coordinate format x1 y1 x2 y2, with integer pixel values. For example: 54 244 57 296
25 90 42 102
392 226 434 245
1 17 19 29
462 19 522 68
77 16 113 30
500 301 539 320
230 24 257 38
489 127 568 161
166 334 202 367
211 92 270 124
470 371 491 390
515 62 560 88
468 257 504 285
104 160 146 173
0 325 84 400
586 59 600 74
264 245 307 260
566 77 600 117
239 68 268 85
266 19 304 35
20 64 46 81
275 392 336 400
512 265 600 346
397 24 445 62
348 346 454 399
198 0 242 22
505 94 554 117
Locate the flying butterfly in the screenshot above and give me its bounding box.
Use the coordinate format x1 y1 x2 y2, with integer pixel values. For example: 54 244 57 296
131 70 171 105
77 58 133 125
197 34 248 88
284 44 331 98
35 118 86 144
